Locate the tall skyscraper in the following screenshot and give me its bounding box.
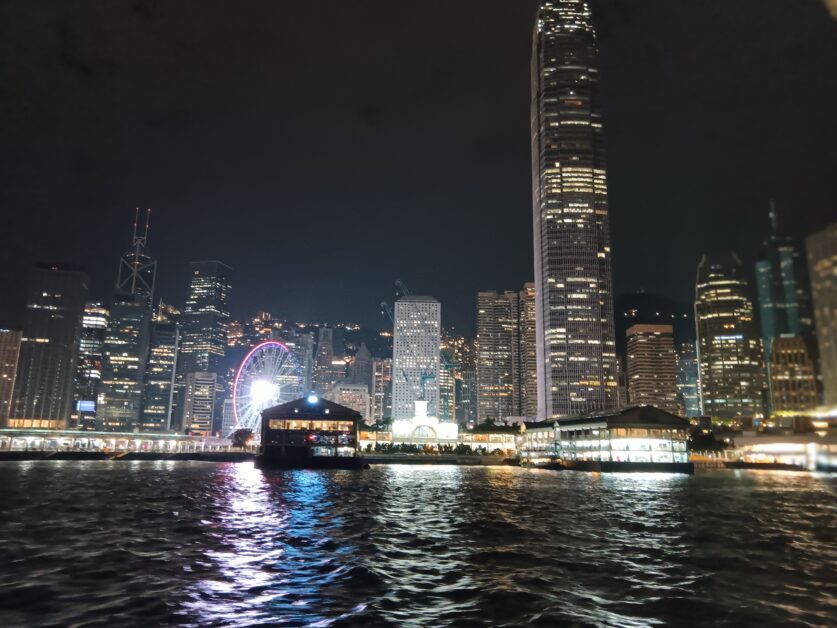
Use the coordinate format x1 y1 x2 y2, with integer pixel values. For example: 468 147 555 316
806 222 837 404
476 291 520 422
116 208 157 308
458 368 478 426
0 329 22 427
71 303 108 429
392 296 441 419
768 336 818 413
371 358 393 423
531 0 617 418
140 322 179 432
695 254 764 419
755 205 816 364
676 342 702 418
348 342 373 390
625 324 682 416
518 283 538 417
99 295 152 431
438 362 457 423
10 264 88 429
179 261 232 375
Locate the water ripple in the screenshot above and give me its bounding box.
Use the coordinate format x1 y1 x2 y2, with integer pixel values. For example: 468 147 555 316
0 462 835 626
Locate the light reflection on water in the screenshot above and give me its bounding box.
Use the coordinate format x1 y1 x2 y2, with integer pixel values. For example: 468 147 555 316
0 462 834 626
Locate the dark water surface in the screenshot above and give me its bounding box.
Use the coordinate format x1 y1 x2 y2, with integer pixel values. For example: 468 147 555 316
0 462 835 626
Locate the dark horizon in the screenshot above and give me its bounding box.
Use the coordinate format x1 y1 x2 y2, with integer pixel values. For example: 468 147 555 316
1 0 835 334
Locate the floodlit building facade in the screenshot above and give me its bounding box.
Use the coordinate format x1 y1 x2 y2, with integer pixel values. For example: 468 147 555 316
9 264 88 429
519 283 538 417
392 296 441 419
806 223 837 404
695 254 764 419
140 322 179 432
179 261 232 375
181 371 217 435
626 324 682 416
371 358 392 422
531 0 618 418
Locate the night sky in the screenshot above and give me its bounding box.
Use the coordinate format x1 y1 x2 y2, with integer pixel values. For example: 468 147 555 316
1 1 835 334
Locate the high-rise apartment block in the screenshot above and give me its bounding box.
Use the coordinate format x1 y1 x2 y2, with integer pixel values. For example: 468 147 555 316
531 0 618 418
625 324 682 416
806 223 837 404
392 296 441 419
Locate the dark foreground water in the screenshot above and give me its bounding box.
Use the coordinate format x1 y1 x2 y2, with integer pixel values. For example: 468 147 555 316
0 463 835 627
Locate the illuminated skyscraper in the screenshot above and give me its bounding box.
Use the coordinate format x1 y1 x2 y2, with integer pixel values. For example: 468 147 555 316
476 291 520 422
676 342 702 418
140 322 179 432
625 324 682 416
392 296 441 419
181 371 217 435
755 205 816 364
10 264 88 429
371 358 393 422
806 222 837 404
99 295 151 431
531 0 617 418
695 254 764 419
313 327 346 394
179 261 232 375
518 283 538 417
71 303 108 429
0 329 22 427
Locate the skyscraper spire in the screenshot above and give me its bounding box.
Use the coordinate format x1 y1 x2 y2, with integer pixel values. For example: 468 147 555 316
116 208 157 306
530 0 618 418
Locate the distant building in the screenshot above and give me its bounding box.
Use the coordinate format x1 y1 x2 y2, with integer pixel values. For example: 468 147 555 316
140 322 179 432
10 264 88 429
769 336 818 414
313 328 345 394
348 342 373 389
181 371 217 435
99 294 152 431
458 368 477 426
71 303 108 429
676 342 702 418
755 205 816 363
531 0 618 418
220 398 236 437
179 261 232 375
518 283 538 417
325 383 371 422
476 291 520 422
626 324 682 416
0 329 22 427
806 223 837 404
178 261 231 432
371 358 392 422
438 362 457 423
695 254 764 419
392 296 441 419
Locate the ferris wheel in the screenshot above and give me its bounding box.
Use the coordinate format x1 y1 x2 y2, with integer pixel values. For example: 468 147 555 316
233 341 303 432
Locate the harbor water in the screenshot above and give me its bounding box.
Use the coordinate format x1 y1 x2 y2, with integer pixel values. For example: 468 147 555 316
0 462 834 626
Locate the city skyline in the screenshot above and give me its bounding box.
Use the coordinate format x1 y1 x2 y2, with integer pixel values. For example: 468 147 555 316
1 1 835 334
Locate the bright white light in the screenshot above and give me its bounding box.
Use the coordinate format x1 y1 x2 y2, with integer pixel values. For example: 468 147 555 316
251 379 279 406
307 394 319 404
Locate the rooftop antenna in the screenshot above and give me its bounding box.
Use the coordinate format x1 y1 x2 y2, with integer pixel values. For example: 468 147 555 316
116 207 157 306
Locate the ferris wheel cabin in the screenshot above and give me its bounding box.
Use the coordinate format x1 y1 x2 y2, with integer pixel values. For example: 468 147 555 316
255 396 367 469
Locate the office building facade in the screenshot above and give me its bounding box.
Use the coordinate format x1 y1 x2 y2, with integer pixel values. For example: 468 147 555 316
392 296 441 419
806 223 837 404
10 265 88 429
625 324 682 416
695 254 764 419
531 0 618 418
